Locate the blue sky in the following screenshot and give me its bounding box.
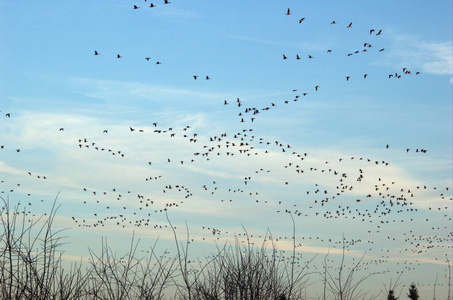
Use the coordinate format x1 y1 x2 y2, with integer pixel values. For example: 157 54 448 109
1 0 452 298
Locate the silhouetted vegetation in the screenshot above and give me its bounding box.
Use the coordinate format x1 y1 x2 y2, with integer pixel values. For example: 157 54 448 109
1 197 451 299
408 283 420 300
387 289 398 300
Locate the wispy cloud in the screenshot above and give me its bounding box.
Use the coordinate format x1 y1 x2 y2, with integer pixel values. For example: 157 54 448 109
379 31 452 76
69 77 233 104
149 6 202 21
225 34 329 52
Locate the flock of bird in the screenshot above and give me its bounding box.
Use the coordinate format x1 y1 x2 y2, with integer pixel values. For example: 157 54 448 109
1 2 451 292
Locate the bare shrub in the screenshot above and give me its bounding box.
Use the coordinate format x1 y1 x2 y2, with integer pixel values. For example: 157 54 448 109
0 196 89 300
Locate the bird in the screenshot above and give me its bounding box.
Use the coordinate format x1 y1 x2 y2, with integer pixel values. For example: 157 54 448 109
376 29 382 35
94 51 100 55
330 20 336 25
149 3 156 7
299 18 305 23
346 22 352 28
193 75 198 80
364 74 368 79
164 0 170 4
286 8 291 15
133 5 140 9
145 57 151 61
369 29 375 34
346 76 351 81
117 54 122 58
283 54 287 59
315 85 319 91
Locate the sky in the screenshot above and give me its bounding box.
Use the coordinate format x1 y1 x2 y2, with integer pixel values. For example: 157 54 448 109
0 0 452 298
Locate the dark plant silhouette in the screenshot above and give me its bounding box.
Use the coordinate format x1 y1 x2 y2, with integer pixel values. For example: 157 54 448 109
408 283 420 300
387 289 398 300
1 197 451 300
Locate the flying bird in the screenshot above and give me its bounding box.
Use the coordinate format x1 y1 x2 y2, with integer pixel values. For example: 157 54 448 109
346 22 352 28
286 8 291 15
